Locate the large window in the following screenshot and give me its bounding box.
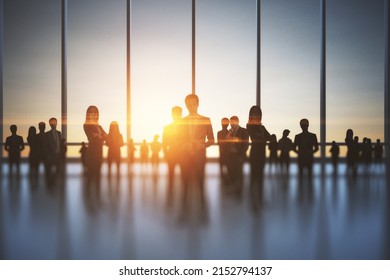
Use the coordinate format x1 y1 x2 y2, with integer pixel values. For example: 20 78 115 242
2 0 386 159
327 0 384 156
3 0 61 157
262 0 320 148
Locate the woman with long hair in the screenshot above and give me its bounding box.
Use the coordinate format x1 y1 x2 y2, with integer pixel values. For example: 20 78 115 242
246 105 271 185
27 126 39 177
106 121 124 176
83 105 107 185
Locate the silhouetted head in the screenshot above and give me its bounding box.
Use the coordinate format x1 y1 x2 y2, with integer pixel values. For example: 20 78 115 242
185 94 199 115
283 129 290 137
109 121 120 135
153 134 159 141
10 124 17 135
128 138 134 144
332 140 336 145
354 136 359 143
230 116 239 129
270 134 277 143
49 117 57 130
377 139 381 144
299 118 309 132
345 129 354 140
221 117 229 129
38 122 46 133
171 106 182 121
28 126 36 137
248 105 262 125
85 105 99 124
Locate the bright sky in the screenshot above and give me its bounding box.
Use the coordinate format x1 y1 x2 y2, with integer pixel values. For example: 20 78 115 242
2 0 385 157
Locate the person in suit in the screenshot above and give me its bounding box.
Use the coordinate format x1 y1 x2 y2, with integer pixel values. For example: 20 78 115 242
4 124 25 176
226 116 249 191
180 94 214 207
140 139 149 164
162 106 183 192
329 140 340 173
127 138 136 169
246 105 271 185
83 105 107 186
79 141 88 174
268 134 278 172
36 121 47 175
27 126 39 177
293 118 319 178
45 117 63 184
217 117 230 184
278 129 293 173
106 121 124 176
150 134 162 171
345 129 357 175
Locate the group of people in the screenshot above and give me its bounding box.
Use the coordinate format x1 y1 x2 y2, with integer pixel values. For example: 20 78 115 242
4 118 65 185
217 110 320 188
3 94 385 190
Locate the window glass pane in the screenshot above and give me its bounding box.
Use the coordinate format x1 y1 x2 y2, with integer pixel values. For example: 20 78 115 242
68 0 126 157
327 0 384 156
4 0 61 158
197 0 256 157
262 0 320 151
131 0 191 152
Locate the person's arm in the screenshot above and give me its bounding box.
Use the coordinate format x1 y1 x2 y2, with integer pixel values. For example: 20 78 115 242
4 137 9 152
313 134 319 154
205 118 215 148
20 136 25 151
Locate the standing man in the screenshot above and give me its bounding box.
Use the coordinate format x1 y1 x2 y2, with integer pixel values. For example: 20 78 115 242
4 124 25 176
293 118 319 178
162 106 183 189
226 116 249 191
45 117 63 184
181 94 214 207
217 117 230 184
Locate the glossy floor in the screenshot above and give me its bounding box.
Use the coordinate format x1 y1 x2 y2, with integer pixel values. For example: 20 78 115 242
1 162 389 259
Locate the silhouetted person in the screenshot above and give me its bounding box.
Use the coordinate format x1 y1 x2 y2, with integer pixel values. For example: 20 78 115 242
361 137 373 170
36 121 47 175
140 139 149 164
278 129 293 172
83 105 107 186
345 129 357 175
45 117 63 184
181 94 214 208
4 124 25 176
293 118 319 178
217 117 230 184
246 105 271 185
150 134 162 168
162 106 183 192
374 139 383 165
226 116 249 191
268 134 278 172
79 142 88 174
27 126 39 177
106 121 124 176
329 141 340 173
127 138 136 168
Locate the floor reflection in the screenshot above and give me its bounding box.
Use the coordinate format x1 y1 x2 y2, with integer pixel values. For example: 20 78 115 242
0 162 389 259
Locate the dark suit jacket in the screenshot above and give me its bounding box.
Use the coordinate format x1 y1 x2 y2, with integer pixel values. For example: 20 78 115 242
162 122 183 163
293 131 319 165
45 129 62 163
181 114 214 155
228 126 249 160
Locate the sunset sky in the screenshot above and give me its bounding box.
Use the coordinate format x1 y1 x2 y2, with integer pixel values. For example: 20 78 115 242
2 0 385 156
